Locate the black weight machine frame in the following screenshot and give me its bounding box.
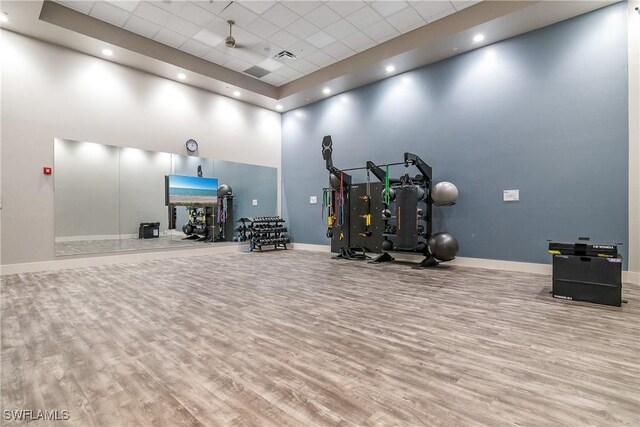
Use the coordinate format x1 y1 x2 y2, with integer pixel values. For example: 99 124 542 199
322 135 439 268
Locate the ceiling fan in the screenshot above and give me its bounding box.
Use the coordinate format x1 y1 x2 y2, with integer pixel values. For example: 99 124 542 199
225 20 237 48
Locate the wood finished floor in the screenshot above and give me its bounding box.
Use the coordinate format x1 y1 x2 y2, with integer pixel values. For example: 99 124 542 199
1 250 639 426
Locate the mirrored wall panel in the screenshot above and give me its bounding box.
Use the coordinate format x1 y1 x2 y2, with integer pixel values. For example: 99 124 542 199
54 138 278 256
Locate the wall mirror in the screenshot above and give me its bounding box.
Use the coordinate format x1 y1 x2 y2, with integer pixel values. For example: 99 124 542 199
54 138 277 256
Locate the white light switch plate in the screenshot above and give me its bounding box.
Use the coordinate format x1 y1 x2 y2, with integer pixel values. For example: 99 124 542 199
503 189 519 201
252 199 258 206
309 196 317 204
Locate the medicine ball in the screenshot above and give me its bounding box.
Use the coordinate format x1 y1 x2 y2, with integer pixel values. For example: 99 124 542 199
329 173 340 189
431 182 458 206
382 209 391 219
428 232 459 261
382 240 393 251
415 241 427 253
182 224 193 235
218 184 233 197
381 188 396 201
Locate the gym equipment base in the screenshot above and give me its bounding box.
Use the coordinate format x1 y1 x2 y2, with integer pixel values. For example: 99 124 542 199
370 252 441 269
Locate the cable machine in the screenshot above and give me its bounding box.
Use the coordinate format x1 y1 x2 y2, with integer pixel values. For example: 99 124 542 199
322 135 459 267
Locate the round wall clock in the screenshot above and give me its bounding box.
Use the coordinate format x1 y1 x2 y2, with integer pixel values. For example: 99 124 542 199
186 139 198 153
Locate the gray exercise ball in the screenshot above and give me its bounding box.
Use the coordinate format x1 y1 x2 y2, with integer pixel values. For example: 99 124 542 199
218 184 233 197
428 232 459 261
382 239 393 251
431 181 458 206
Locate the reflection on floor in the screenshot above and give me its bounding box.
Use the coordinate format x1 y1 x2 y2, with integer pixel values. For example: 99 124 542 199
1 250 638 426
55 236 233 256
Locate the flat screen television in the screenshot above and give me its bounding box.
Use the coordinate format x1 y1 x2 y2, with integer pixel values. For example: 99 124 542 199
165 175 218 206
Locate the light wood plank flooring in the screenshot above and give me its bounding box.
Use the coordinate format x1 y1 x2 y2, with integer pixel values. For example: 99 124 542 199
1 250 639 426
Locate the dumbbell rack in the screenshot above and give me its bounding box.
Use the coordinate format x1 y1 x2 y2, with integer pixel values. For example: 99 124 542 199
250 216 290 252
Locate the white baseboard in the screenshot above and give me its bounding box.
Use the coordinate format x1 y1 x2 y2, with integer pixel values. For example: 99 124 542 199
290 243 332 252
290 244 640 285
1 243 246 275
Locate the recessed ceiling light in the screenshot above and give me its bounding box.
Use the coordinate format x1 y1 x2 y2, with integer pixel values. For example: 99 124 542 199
233 90 241 97
0 13 8 23
275 104 283 111
102 48 113 56
323 88 331 95
177 73 186 80
473 34 485 43
385 65 395 73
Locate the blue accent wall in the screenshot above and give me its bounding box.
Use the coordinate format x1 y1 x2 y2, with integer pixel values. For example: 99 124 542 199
281 3 629 265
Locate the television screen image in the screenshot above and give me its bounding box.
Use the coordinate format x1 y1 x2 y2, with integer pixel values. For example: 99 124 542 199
165 175 219 206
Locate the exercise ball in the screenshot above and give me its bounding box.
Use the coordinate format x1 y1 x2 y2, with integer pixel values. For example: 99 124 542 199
428 232 459 261
382 209 391 219
382 240 393 251
415 241 427 253
431 182 458 206
218 184 233 197
381 188 396 201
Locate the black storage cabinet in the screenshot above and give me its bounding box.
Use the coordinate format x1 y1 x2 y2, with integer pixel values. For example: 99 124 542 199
139 222 160 239
552 254 622 306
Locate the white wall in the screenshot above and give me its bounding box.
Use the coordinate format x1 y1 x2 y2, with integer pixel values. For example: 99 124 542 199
0 30 281 265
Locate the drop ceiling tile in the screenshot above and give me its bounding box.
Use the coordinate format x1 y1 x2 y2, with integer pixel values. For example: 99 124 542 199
203 48 234 65
410 1 456 22
219 2 259 27
153 28 189 48
179 39 212 57
261 72 287 86
238 1 277 15
123 15 160 38
325 0 366 17
165 15 201 38
106 1 140 13
345 6 382 30
245 17 280 39
386 6 425 32
193 28 225 47
176 2 216 27
305 50 336 67
90 1 131 26
286 18 320 40
324 19 358 40
281 1 322 16
288 58 318 74
288 40 316 59
361 20 398 43
304 4 341 28
306 31 335 49
370 1 408 18
276 66 304 79
257 57 284 72
150 0 185 14
451 1 482 11
226 58 253 72
342 31 375 52
56 1 94 14
399 20 426 34
269 30 300 49
134 2 173 26
206 16 232 37
322 40 355 60
190 0 232 15
250 41 284 58
262 4 299 28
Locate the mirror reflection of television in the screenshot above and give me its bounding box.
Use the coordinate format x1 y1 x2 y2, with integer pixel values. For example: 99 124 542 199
165 175 218 206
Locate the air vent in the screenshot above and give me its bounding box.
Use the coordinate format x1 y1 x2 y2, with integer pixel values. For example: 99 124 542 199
243 66 270 79
273 50 297 61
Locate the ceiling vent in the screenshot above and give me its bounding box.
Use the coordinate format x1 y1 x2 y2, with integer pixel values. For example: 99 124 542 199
273 50 297 62
243 66 270 79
